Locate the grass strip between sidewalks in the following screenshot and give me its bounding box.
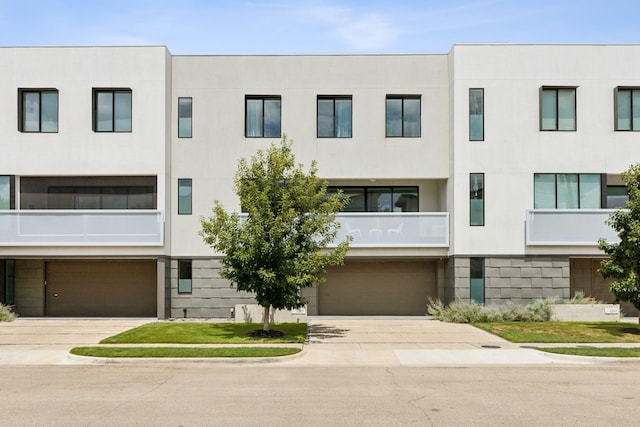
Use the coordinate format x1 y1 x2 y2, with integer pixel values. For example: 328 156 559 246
101 322 307 344
536 347 640 358
70 346 301 358
472 321 640 343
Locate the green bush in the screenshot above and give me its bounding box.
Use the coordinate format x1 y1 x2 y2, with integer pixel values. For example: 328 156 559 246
426 297 554 323
0 303 16 322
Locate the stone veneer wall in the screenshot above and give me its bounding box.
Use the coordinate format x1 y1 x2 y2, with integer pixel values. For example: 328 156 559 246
447 256 570 306
169 258 255 318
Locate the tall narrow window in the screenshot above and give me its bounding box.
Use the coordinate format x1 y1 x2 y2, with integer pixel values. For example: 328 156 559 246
178 259 192 294
2 259 15 305
178 179 192 215
540 87 576 131
178 97 192 138
470 257 485 304
0 176 14 210
245 96 281 137
317 96 352 138
19 89 58 132
386 96 421 137
615 87 640 131
470 173 484 226
469 89 484 141
93 89 132 132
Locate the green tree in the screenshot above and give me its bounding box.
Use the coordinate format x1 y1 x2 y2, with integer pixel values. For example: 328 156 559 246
599 163 640 323
200 136 350 333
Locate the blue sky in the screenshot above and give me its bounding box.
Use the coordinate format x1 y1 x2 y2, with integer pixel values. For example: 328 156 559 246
1 0 639 54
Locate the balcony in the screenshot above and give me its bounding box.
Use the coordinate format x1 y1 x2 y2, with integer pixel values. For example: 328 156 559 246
0 210 164 246
525 209 620 246
332 212 449 247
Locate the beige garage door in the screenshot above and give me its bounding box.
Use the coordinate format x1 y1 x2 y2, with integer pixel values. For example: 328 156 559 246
45 260 156 317
319 260 437 315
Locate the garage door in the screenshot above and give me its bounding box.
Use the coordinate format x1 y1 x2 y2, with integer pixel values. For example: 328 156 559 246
45 260 156 317
319 260 437 315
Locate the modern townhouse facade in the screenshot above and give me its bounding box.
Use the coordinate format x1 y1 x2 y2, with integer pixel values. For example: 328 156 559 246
1 44 638 318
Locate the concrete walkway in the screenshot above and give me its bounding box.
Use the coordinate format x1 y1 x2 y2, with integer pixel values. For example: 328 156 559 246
1 316 639 366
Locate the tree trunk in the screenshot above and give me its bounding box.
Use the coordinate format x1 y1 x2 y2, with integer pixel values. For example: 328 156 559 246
262 305 270 332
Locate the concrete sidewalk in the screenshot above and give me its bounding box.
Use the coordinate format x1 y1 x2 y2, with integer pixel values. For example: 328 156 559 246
1 316 639 366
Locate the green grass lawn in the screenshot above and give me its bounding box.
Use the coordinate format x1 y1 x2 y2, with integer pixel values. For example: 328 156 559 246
100 322 307 344
70 346 301 358
537 347 640 358
473 321 640 343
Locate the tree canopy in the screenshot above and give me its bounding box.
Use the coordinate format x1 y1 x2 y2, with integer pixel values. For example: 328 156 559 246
599 163 640 316
200 136 350 332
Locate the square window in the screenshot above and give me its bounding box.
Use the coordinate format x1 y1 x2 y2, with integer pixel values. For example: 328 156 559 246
317 96 352 138
18 89 58 132
615 87 640 131
178 179 192 215
178 97 192 138
245 96 281 137
540 87 576 131
386 96 420 137
93 89 132 132
178 259 192 294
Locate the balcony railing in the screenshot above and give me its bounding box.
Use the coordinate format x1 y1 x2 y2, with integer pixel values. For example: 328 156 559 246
332 212 449 247
0 210 164 246
526 209 620 246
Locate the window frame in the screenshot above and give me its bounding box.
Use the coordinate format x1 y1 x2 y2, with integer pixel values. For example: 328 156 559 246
0 175 15 210
326 186 419 212
469 173 485 226
18 89 59 133
385 95 421 138
245 95 282 138
317 95 353 138
470 257 485 305
533 173 604 209
178 178 192 215
469 88 484 141
178 259 193 294
614 86 640 131
178 97 193 138
539 86 577 131
92 88 132 133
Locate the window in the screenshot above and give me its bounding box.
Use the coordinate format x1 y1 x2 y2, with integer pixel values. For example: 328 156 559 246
534 173 602 209
178 179 192 215
607 186 628 208
0 176 14 210
245 96 281 137
326 186 418 212
470 257 485 304
2 259 15 305
19 89 58 132
317 96 352 138
470 173 484 226
178 97 192 138
178 259 192 294
540 87 576 131
469 89 484 141
615 87 640 131
386 96 420 137
93 89 132 132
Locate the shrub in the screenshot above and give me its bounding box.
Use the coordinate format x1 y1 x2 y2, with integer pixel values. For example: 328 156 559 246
426 297 554 323
0 303 16 322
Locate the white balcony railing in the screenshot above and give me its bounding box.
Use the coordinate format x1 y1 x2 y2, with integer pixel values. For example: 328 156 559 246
0 210 164 246
332 212 449 247
525 209 620 246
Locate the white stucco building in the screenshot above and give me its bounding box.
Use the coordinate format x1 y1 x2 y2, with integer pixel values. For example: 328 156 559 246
1 44 637 318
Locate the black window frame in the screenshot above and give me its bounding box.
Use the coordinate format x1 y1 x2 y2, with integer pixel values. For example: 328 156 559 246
385 95 421 138
533 173 605 209
18 88 59 133
245 95 282 138
92 88 132 133
0 175 15 210
469 88 484 141
327 186 419 212
178 178 192 215
539 86 577 131
317 95 353 138
469 173 485 226
614 86 640 131
178 259 193 294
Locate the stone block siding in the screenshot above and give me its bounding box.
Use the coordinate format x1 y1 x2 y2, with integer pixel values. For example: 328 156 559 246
169 258 255 318
447 256 570 306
